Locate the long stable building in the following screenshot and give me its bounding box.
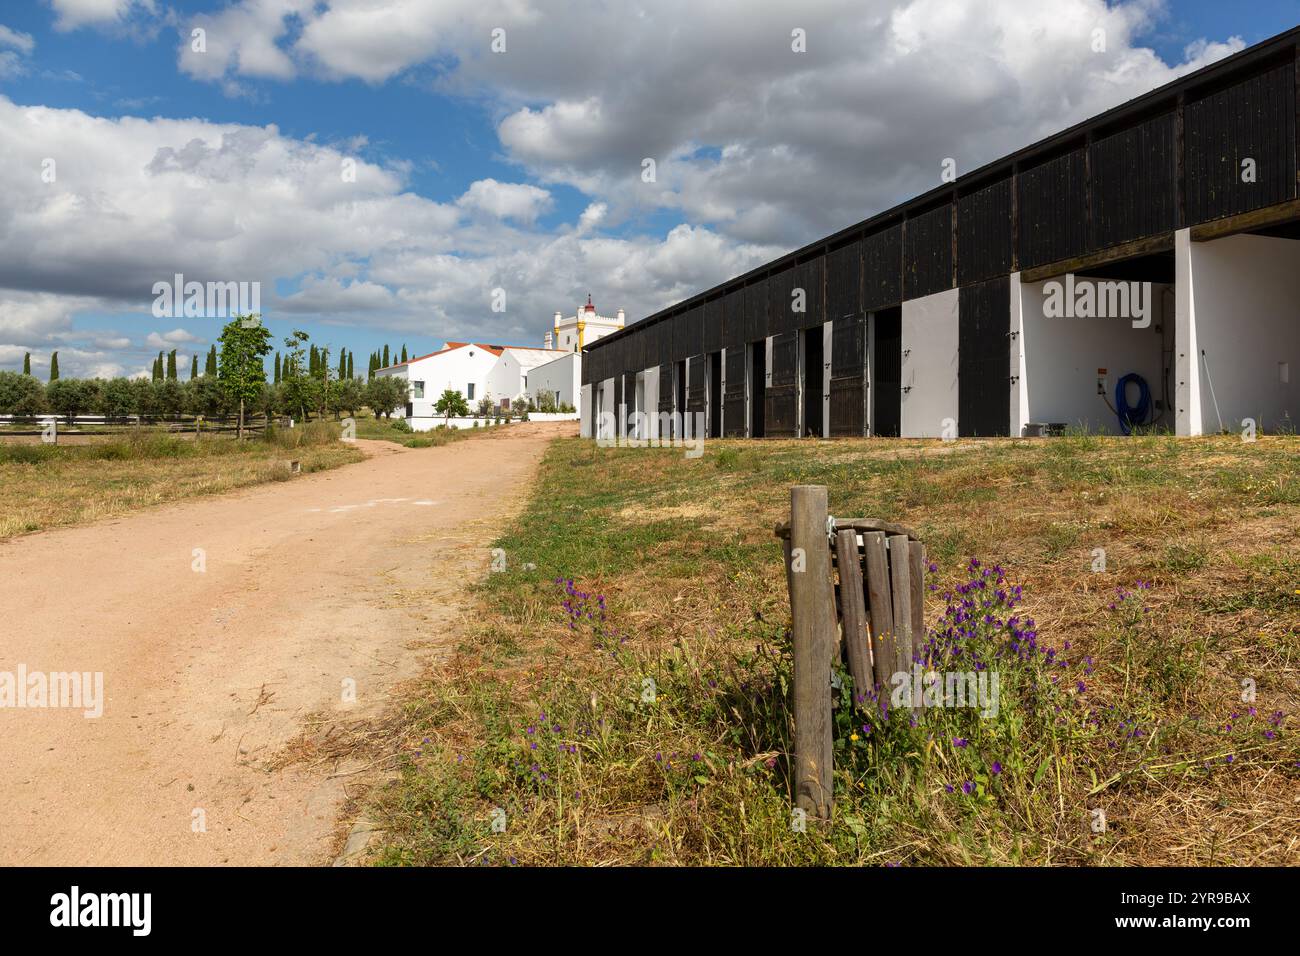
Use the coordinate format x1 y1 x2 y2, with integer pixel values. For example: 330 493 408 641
581 26 1300 441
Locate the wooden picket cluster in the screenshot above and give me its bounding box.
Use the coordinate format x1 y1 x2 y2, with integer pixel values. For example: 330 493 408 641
775 485 927 821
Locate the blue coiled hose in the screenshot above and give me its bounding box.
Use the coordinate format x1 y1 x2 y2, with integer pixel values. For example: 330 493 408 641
1115 373 1150 435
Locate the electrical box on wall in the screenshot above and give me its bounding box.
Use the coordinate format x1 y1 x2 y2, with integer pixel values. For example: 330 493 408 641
1096 367 1108 396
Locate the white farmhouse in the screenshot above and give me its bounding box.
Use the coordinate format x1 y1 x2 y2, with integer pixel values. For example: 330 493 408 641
526 351 581 409
375 342 504 418
374 295 623 429
487 347 570 408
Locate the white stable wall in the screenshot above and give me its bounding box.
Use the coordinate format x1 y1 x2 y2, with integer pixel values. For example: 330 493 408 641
579 383 592 438
1180 231 1300 434
901 289 958 438
1015 275 1169 435
527 351 580 409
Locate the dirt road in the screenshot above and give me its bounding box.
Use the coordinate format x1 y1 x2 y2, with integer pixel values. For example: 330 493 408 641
0 423 571 865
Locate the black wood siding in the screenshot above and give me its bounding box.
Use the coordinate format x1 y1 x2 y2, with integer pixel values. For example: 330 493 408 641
1017 148 1088 269
686 354 707 428
957 278 1010 437
657 318 673 367
723 347 746 437
767 266 798 336
657 363 674 418
829 314 866 437
904 203 953 299
722 288 745 348
862 223 903 312
826 240 861 320
745 278 768 342
1090 111 1177 247
672 307 702 363
703 299 724 354
957 178 1013 284
797 255 825 331
1185 60 1297 224
766 331 799 437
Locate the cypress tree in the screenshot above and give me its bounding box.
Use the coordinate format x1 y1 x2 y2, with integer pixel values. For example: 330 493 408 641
23 352 30 375
274 352 281 384
190 354 197 379
346 351 353 380
382 344 389 368
206 345 217 376
167 349 177 380
338 348 347 381
49 352 59 381
400 344 408 363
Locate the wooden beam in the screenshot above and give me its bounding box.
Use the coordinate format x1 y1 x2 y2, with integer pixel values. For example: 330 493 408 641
1188 198 1300 241
1019 232 1175 284
774 516 919 541
787 485 836 821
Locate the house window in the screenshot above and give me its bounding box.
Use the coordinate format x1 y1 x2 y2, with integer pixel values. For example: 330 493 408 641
411 380 425 399
467 383 475 400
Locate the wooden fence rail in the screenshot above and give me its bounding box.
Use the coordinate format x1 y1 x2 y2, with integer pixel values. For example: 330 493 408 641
775 485 927 821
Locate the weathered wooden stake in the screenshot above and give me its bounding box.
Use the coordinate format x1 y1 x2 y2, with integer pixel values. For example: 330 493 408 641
887 534 913 686
834 529 872 702
908 541 927 713
787 485 836 821
863 531 894 693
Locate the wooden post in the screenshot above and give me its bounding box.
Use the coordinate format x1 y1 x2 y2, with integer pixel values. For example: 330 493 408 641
908 541 927 713
863 531 894 694
887 534 913 691
834 529 872 703
787 485 836 821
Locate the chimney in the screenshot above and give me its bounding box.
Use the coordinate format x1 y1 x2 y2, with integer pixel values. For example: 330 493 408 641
616 308 625 326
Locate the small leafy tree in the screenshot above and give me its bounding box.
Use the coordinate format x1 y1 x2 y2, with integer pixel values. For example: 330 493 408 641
434 388 469 425
0 370 46 416
46 378 98 425
218 314 272 438
99 377 136 421
365 375 406 420
336 376 364 418
280 329 312 422
475 394 494 418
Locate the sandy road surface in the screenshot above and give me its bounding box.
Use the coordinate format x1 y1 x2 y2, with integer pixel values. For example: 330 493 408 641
0 423 571 865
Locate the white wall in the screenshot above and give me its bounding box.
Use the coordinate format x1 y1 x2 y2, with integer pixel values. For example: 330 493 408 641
579 383 593 438
901 288 959 438
1180 231 1300 434
1016 275 1169 435
486 351 526 406
381 346 500 418
821 320 833 438
643 364 660 441
527 352 580 408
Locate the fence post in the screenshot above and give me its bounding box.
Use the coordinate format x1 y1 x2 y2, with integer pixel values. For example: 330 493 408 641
908 541 927 713
834 529 873 703
863 531 894 693
788 485 836 821
887 534 913 687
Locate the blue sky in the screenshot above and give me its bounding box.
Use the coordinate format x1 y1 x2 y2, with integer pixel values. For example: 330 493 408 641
0 1 1294 378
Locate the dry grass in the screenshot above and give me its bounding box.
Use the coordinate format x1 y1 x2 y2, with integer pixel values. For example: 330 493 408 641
0 423 363 539
365 432 1299 866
